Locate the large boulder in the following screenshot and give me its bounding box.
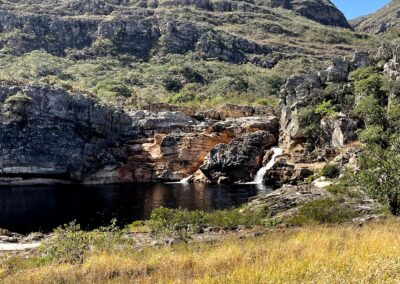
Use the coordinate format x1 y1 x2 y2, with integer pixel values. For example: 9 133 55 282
200 131 276 183
320 116 359 148
280 74 322 106
246 183 381 220
263 158 313 187
326 57 350 82
375 43 393 62
351 51 371 69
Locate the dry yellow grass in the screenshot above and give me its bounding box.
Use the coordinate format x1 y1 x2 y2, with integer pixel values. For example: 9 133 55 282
3 218 400 283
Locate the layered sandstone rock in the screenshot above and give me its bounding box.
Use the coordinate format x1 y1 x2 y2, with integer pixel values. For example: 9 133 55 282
0 80 280 185
116 115 280 183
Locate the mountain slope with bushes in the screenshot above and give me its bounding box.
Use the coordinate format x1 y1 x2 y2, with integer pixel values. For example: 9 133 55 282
0 0 375 108
351 0 400 35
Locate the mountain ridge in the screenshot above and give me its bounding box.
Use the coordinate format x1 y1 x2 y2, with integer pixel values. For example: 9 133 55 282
351 0 400 34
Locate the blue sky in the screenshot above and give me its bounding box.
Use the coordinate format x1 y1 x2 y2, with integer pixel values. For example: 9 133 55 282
331 0 390 19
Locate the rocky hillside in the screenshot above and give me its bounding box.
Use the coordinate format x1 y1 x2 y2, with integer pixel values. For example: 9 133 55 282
0 0 352 61
0 40 395 186
0 0 374 108
351 0 400 34
0 0 397 187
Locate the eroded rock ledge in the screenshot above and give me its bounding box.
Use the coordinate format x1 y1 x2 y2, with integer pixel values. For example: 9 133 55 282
0 80 279 185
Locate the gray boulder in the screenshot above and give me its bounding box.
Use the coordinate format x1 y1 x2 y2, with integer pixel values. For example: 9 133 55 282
351 51 371 69
375 43 393 62
200 131 276 183
326 57 350 82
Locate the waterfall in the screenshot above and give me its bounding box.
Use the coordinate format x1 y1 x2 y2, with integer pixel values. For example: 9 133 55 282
165 174 194 184
252 147 283 184
179 174 193 184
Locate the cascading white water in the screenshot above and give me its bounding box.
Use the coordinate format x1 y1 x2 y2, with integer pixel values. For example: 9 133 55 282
165 174 194 184
252 147 283 184
179 174 194 184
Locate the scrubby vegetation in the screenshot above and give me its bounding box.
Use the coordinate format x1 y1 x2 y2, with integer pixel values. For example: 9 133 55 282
3 92 33 117
346 67 400 215
0 0 384 109
4 219 400 283
138 206 270 238
131 198 361 240
39 220 132 264
0 51 288 108
287 198 359 226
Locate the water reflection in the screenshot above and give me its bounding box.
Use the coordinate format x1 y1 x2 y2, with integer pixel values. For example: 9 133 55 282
0 183 265 234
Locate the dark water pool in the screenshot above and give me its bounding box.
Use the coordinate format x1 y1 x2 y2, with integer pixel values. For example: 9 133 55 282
0 183 269 234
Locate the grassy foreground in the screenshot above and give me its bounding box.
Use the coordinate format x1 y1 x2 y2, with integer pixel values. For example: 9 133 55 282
2 218 400 283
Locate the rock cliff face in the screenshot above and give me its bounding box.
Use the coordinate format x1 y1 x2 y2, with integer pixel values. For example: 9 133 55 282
279 52 367 155
0 80 280 185
0 45 394 186
0 81 134 184
351 0 400 34
275 0 351 28
0 0 350 65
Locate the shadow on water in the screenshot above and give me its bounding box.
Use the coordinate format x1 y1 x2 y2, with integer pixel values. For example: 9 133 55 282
0 183 268 234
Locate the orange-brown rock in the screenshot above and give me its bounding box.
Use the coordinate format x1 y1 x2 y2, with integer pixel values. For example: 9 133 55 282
85 110 279 183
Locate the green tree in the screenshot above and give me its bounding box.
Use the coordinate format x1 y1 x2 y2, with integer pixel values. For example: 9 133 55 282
358 125 388 146
354 95 386 127
297 105 321 149
357 143 400 215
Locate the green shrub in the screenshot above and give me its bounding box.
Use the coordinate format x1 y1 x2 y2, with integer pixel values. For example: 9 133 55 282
39 221 90 264
205 208 266 230
39 220 130 264
288 199 359 225
354 95 386 127
326 184 348 195
4 92 33 117
320 164 340 178
167 90 196 104
91 38 117 55
351 67 384 98
254 97 279 107
323 83 343 97
147 207 206 238
162 76 183 92
387 99 400 132
305 173 320 184
93 79 131 98
297 106 321 148
145 206 270 236
314 100 337 117
358 125 388 146
3 50 70 80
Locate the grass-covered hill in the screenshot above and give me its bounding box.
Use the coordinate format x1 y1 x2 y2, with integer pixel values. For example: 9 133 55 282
0 0 379 108
351 0 400 35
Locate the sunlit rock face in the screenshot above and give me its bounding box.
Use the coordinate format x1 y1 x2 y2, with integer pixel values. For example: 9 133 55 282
0 81 280 185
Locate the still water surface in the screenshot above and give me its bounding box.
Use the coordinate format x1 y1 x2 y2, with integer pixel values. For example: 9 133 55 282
0 183 268 233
